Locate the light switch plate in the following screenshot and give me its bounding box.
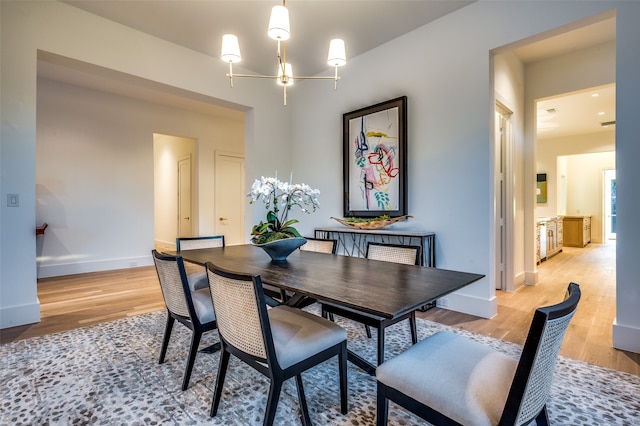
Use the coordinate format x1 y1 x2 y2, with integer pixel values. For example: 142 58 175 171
7 194 19 207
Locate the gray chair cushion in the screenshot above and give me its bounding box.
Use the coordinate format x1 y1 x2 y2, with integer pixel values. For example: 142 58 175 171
191 287 215 324
187 271 208 291
376 331 518 426
268 305 347 370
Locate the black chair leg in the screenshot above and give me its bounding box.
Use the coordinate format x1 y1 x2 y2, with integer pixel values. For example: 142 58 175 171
210 349 230 417
264 378 283 426
339 342 348 414
159 313 175 364
182 329 202 390
409 312 418 345
377 326 386 366
376 383 389 426
295 374 312 426
536 406 550 426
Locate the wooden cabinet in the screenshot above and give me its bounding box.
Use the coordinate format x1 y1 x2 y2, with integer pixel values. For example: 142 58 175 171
562 216 591 247
546 218 563 259
536 217 563 263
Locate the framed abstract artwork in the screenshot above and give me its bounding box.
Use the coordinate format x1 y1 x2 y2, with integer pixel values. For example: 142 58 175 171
537 173 547 203
343 96 407 217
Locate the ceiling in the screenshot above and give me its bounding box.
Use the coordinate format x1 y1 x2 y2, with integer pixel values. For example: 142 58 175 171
511 16 616 140
63 0 473 78
49 1 616 139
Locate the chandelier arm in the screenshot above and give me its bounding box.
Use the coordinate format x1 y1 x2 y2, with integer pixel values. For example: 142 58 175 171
227 74 281 79
293 76 341 80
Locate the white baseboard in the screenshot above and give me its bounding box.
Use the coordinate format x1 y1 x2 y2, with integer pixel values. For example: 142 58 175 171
0 301 41 329
524 270 539 285
37 255 154 279
436 292 497 319
514 271 526 289
154 239 175 252
613 320 640 354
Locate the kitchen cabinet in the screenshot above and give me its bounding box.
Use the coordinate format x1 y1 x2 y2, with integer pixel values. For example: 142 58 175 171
536 217 563 263
546 217 562 259
562 216 591 248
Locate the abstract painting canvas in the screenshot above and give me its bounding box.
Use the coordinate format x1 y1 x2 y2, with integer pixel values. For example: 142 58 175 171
343 96 407 217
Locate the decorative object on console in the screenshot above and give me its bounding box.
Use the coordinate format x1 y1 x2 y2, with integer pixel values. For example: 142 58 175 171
248 175 319 260
343 96 407 218
220 0 347 105
331 215 412 230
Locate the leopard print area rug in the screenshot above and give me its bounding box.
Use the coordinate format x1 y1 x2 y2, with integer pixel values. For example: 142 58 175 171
1 309 638 425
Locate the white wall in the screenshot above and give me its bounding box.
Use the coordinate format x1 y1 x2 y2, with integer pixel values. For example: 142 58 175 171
537 131 615 243
564 152 615 243
35 78 244 278
537 131 615 218
0 0 287 328
292 1 627 319
289 1 640 352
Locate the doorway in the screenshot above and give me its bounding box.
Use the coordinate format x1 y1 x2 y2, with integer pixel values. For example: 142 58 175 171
178 156 193 238
604 169 616 240
153 133 197 251
495 103 514 291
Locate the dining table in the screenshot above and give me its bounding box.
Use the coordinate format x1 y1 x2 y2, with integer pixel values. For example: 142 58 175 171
170 244 484 374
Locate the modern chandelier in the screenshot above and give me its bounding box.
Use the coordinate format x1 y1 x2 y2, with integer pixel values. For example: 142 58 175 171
220 0 347 105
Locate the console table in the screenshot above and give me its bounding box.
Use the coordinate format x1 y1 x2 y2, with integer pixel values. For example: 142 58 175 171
314 227 436 267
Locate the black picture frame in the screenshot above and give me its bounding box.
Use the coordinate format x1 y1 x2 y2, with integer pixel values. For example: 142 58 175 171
343 96 407 218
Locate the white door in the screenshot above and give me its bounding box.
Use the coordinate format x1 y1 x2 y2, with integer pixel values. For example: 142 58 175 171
215 152 245 245
178 156 192 238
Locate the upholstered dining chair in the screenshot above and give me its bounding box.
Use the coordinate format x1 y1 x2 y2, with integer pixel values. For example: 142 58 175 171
206 263 348 426
321 242 421 366
176 235 225 291
376 282 581 426
151 249 219 391
300 237 337 254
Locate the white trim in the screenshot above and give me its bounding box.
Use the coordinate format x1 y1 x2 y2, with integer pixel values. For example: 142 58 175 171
0 301 41 329
612 320 640 353
37 256 154 279
525 270 539 285
437 291 498 319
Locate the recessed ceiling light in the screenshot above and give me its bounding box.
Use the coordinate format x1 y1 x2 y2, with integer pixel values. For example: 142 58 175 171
598 111 605 115
592 93 600 97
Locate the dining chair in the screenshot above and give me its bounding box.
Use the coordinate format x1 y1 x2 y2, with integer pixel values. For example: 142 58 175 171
176 235 225 291
376 282 581 426
300 237 337 254
206 263 348 426
321 242 421 367
152 249 219 391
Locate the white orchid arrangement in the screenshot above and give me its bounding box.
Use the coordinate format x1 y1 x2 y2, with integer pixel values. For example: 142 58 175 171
248 175 320 244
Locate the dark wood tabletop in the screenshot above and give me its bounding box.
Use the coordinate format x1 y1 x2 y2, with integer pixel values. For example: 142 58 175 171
171 244 484 320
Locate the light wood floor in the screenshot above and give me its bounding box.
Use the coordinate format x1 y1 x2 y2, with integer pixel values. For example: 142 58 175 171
1 242 638 375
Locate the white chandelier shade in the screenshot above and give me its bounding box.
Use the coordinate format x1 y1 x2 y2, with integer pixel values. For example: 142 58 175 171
221 34 241 64
267 5 290 41
327 39 346 67
220 0 346 105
